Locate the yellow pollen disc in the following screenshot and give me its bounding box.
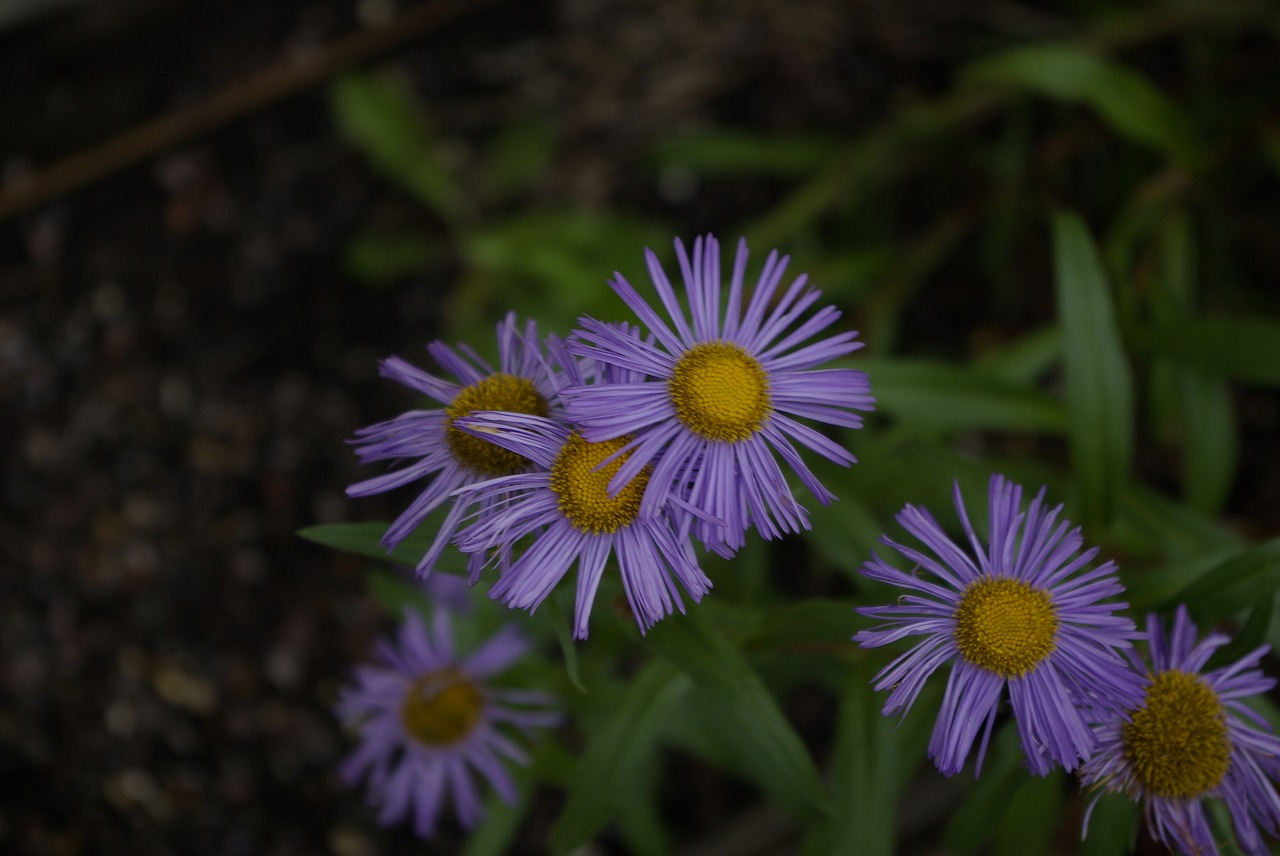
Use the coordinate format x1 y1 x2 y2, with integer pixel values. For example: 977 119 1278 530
400 668 485 747
445 373 550 475
668 341 771 443
1122 669 1230 799
549 433 650 534
952 577 1059 678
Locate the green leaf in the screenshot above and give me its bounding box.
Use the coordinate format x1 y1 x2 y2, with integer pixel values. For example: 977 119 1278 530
965 45 1199 167
366 567 430 615
330 72 461 221
550 660 689 855
649 130 841 176
647 610 831 821
747 599 863 653
1078 791 1139 856
992 772 1064 856
343 231 436 285
856 357 1067 434
1172 539 1280 627
1052 212 1135 532
971 325 1063 385
828 660 896 856
1130 317 1280 386
543 594 587 694
460 764 532 856
297 519 469 576
943 723 1026 853
1213 574 1276 670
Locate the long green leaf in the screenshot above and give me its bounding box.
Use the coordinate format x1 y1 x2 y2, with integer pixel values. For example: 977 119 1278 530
829 660 895 856
1130 318 1280 386
1078 791 1139 856
330 73 461 220
549 661 689 855
1172 539 1280 626
1052 212 1135 532
648 610 831 821
966 45 1199 167
297 519 468 576
856 358 1067 434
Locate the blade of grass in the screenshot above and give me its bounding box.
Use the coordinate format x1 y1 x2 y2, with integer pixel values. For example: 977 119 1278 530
1052 212 1135 532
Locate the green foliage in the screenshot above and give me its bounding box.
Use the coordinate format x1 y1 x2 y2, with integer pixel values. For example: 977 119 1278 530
318 4 1280 852
1053 212 1135 533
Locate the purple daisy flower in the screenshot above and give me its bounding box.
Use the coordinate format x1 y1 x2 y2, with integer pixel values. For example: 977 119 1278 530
1081 605 1280 855
562 234 873 554
450 334 711 639
346 313 555 579
336 607 558 838
854 474 1144 777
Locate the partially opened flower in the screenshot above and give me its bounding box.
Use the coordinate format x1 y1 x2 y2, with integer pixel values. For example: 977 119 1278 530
336 608 557 838
854 475 1144 776
346 314 554 578
563 235 873 554
1081 606 1280 856
451 334 711 639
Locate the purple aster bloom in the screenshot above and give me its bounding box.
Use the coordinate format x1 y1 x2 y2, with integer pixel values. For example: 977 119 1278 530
336 607 558 838
450 334 711 639
562 234 873 554
346 313 555 579
1081 605 1280 856
854 475 1144 777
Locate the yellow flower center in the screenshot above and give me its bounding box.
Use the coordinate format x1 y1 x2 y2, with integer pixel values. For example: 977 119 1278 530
549 433 649 534
1122 669 1230 799
445 373 549 475
400 668 485 746
952 577 1059 678
668 341 771 442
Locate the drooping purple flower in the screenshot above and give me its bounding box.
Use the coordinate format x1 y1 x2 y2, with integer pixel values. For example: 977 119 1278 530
450 334 711 639
562 235 873 554
335 608 557 838
854 475 1144 777
346 313 555 579
1081 605 1280 856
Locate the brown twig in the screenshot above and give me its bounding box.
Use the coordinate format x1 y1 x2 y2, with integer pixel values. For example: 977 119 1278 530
0 0 503 222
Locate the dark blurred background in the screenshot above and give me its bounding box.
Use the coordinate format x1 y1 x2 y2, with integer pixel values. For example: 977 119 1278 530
3 0 1278 853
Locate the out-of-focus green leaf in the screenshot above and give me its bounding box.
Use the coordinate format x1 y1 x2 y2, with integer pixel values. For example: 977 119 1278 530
972 325 1062 385
1078 791 1139 856
1115 483 1242 563
1052 212 1134 532
648 610 831 821
297 518 468 576
965 45 1199 167
943 723 1025 853
481 121 556 204
614 756 669 856
1130 318 1280 386
1212 575 1276 670
330 72 462 221
460 763 532 856
366 567 430 615
1172 539 1280 627
855 358 1067 434
649 131 841 176
748 599 862 653
342 231 437 285
549 660 689 855
828 660 895 856
1181 370 1237 514
993 771 1064 856
457 211 666 337
543 594 587 694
